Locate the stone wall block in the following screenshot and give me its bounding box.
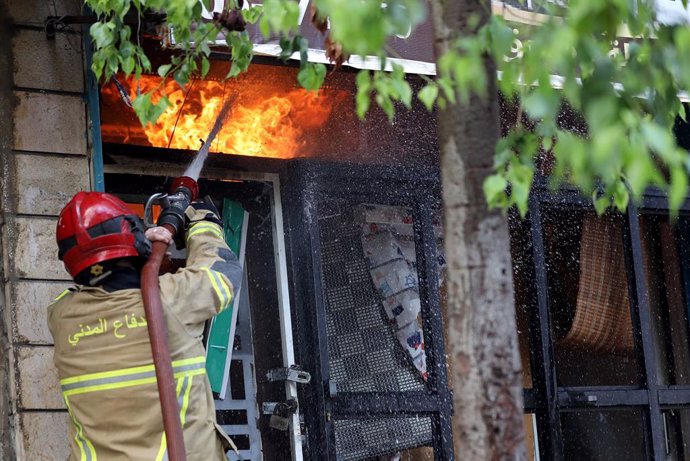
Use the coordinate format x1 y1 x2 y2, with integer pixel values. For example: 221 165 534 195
13 29 84 93
20 412 70 460
8 0 82 25
13 91 86 155
16 346 63 409
13 217 70 280
15 280 71 344
14 153 89 216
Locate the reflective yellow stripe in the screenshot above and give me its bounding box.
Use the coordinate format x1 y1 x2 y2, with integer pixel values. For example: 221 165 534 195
155 375 195 461
64 396 97 461
61 359 205 460
201 267 232 312
61 357 206 396
155 433 167 461
216 272 234 313
187 223 223 240
50 289 71 305
60 357 205 386
63 369 205 397
179 376 194 425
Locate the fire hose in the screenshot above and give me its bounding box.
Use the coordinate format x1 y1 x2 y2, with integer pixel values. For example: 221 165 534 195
141 100 233 461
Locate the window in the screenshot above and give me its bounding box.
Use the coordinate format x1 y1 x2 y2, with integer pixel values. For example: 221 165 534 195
519 184 690 460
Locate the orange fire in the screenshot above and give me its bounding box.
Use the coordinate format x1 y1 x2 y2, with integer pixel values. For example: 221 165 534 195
112 75 334 158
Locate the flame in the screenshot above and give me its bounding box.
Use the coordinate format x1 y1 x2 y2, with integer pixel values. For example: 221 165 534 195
115 75 334 158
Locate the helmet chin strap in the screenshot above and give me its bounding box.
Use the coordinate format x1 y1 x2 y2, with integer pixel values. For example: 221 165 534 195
88 270 113 286
80 259 140 287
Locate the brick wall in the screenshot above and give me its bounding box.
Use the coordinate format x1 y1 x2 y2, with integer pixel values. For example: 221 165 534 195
1 0 92 458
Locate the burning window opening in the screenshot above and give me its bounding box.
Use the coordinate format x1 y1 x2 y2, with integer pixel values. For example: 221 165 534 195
100 64 352 159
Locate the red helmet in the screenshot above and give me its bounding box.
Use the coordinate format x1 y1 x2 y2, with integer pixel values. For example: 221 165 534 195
56 192 151 279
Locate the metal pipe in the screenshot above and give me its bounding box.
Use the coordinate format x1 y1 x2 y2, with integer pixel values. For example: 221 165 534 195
141 223 187 461
83 10 105 192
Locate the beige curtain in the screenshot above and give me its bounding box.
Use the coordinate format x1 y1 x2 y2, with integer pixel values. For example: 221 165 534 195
558 214 634 354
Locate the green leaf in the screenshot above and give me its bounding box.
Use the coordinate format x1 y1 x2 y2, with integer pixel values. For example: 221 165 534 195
356 90 371 119
227 60 242 78
390 76 412 108
297 63 326 91
376 92 395 121
149 96 172 122
259 0 300 37
122 56 135 75
89 22 115 49
508 161 533 217
201 58 210 78
641 120 674 155
157 64 172 78
132 93 152 126
593 194 610 215
488 16 515 60
523 90 559 120
91 49 106 80
669 167 688 212
356 70 371 92
356 71 372 119
242 5 263 24
483 174 508 208
612 181 630 211
437 77 456 105
90 21 115 49
542 137 553 152
139 53 151 71
418 84 439 111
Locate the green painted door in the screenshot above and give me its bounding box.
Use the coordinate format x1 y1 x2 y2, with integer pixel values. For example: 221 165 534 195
205 199 248 397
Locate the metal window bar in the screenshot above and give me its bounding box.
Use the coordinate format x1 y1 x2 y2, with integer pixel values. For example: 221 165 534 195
527 192 564 460
622 205 665 459
412 196 454 461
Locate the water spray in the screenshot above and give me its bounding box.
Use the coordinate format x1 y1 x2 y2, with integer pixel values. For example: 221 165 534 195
140 98 233 461
183 98 233 181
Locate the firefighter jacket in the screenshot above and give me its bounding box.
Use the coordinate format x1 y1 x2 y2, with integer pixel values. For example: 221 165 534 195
48 212 242 461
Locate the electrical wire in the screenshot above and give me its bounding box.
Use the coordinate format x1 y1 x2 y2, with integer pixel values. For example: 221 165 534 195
167 79 197 149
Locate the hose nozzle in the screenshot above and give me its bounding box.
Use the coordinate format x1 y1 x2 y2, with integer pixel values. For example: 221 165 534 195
170 176 199 202
156 176 200 237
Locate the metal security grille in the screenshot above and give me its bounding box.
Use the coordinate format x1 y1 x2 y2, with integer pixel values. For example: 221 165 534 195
318 202 432 459
333 417 434 461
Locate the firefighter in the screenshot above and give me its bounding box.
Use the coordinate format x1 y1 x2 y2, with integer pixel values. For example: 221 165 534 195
48 191 241 460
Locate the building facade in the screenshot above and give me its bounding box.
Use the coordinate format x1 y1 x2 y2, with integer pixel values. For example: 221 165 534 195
4 1 690 460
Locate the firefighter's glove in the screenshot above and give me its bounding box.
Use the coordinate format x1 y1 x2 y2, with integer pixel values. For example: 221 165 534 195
186 196 223 227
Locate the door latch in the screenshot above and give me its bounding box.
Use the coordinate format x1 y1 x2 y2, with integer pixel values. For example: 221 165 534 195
266 365 311 384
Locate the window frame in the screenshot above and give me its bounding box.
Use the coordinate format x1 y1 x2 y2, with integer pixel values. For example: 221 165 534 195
524 178 690 460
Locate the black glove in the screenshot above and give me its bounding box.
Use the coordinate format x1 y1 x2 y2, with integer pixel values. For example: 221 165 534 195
158 185 196 235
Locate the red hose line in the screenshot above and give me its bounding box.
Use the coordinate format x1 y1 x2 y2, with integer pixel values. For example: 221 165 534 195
141 224 187 461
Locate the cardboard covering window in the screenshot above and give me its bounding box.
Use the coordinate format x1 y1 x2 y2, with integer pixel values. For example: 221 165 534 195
319 202 439 460
359 204 445 381
205 199 249 397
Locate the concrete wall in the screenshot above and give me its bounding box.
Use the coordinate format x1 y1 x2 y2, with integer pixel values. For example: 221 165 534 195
0 0 91 458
